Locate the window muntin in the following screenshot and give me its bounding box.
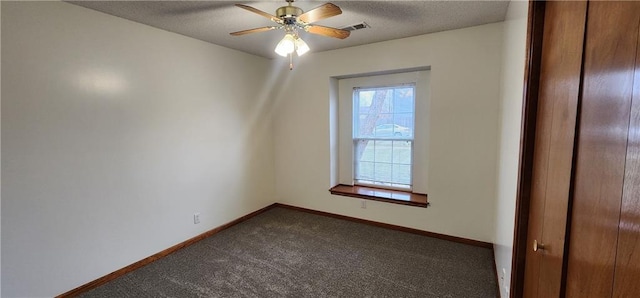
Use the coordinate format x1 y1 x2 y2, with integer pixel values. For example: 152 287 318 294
352 85 415 189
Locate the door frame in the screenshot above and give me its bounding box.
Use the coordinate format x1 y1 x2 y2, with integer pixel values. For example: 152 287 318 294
510 1 546 297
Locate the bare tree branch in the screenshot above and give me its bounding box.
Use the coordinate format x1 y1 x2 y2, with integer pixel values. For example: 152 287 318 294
356 89 388 161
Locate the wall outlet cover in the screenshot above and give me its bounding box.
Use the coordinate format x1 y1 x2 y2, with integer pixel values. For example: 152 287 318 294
194 213 200 224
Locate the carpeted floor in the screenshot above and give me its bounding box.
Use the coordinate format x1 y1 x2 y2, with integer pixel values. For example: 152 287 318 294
80 207 497 297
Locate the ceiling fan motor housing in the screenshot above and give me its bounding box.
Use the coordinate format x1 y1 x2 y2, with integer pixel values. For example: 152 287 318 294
230 1 349 40
277 6 303 23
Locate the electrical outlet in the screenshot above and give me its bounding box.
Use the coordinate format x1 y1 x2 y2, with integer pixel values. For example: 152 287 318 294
361 200 367 209
194 213 200 224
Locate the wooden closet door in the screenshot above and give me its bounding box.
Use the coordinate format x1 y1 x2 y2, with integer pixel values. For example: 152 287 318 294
612 10 640 297
566 2 640 297
522 2 586 297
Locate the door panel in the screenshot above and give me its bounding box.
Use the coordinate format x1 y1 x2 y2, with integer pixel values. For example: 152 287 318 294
612 11 640 297
522 2 587 297
566 2 640 297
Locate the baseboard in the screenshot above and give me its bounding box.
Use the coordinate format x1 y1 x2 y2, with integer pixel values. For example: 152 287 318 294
56 203 279 298
274 203 493 249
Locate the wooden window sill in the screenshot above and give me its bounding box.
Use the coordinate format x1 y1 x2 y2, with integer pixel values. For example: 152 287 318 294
329 184 429 208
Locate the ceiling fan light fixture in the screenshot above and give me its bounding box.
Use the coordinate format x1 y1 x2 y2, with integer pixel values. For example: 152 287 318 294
295 37 310 56
275 33 296 57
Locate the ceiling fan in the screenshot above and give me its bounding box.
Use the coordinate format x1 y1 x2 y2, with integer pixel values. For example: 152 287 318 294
230 0 350 67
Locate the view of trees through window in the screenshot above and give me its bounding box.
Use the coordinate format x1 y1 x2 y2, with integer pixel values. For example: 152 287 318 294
353 85 415 189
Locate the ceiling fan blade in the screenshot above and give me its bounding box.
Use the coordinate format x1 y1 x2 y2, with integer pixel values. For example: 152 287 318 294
298 3 342 24
235 4 281 23
306 25 350 39
230 26 277 36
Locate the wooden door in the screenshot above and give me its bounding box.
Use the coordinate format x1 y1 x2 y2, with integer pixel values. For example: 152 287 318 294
517 1 640 297
522 2 587 297
611 14 640 296
565 2 640 296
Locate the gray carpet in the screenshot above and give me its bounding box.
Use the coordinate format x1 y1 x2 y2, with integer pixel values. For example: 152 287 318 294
80 207 497 297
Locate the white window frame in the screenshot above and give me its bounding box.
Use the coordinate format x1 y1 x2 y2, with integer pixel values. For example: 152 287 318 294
338 70 430 194
352 84 416 190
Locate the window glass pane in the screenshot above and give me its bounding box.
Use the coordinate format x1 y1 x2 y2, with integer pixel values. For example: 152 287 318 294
354 86 415 139
354 140 413 188
393 88 414 113
374 163 392 183
357 161 374 180
356 140 374 162
374 140 392 163
392 141 412 164
392 164 411 185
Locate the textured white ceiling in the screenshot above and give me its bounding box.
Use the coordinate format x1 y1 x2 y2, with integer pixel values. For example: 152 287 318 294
67 1 510 58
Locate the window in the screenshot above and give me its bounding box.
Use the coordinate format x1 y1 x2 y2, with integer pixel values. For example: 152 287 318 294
353 85 415 190
331 69 430 207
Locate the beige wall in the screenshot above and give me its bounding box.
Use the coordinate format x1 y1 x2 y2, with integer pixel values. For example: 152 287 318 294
1 2 274 297
494 1 529 297
272 22 504 243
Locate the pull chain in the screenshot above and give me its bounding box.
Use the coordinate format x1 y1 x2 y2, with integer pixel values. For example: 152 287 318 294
289 53 293 70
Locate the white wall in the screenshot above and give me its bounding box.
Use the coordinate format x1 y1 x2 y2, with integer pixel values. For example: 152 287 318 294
1 2 274 297
273 23 503 243
494 1 529 297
